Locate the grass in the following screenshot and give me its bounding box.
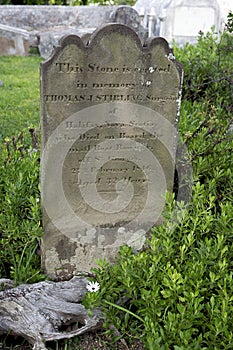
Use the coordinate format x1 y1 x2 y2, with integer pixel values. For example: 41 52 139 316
0 56 41 140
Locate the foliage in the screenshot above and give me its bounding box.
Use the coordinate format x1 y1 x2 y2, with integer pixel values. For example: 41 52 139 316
0 132 45 285
0 57 44 285
226 11 233 33
173 30 233 113
84 192 233 349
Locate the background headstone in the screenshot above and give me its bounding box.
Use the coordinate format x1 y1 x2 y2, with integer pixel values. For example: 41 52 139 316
40 24 183 280
0 6 115 58
159 0 223 46
110 5 148 43
134 0 170 35
0 24 29 56
134 0 231 45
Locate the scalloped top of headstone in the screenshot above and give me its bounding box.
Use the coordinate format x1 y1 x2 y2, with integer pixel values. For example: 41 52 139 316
41 24 182 144
41 24 182 130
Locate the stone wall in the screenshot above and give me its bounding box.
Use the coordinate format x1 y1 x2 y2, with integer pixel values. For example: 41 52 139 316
0 5 116 31
0 5 147 58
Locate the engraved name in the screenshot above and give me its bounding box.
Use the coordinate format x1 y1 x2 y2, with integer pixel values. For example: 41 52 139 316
43 94 176 103
55 62 171 74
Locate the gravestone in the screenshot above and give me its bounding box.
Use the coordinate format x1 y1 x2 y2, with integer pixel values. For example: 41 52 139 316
134 0 169 33
40 24 183 280
0 24 30 56
134 0 224 45
110 6 148 43
159 0 222 46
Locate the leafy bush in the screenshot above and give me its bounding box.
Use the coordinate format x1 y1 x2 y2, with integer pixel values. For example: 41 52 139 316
174 30 233 111
84 192 233 349
0 131 45 285
226 11 233 32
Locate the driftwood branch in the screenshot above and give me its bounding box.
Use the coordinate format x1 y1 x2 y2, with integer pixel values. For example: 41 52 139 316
0 276 103 350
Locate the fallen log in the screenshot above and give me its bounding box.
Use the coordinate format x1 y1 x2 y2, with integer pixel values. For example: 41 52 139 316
0 276 103 350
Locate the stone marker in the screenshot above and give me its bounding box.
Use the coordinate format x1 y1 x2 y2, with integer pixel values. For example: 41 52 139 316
134 0 225 45
40 24 183 280
110 5 148 43
38 27 94 59
0 24 30 56
0 5 115 58
134 0 166 33
159 0 223 46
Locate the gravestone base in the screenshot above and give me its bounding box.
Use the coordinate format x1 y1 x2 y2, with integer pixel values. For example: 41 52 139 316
41 219 165 280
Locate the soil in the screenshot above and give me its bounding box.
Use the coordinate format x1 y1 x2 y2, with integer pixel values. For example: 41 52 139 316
0 331 145 350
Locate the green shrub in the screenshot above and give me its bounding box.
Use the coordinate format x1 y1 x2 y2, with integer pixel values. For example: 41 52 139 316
0 130 45 285
174 30 233 112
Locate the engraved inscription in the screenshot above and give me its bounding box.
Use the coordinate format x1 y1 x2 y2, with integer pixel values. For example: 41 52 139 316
55 62 171 74
44 94 177 103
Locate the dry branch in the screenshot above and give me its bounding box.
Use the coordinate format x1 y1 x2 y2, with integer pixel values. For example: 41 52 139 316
0 276 103 350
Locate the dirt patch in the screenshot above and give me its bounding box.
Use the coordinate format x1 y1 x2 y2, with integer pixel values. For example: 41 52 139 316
0 331 145 350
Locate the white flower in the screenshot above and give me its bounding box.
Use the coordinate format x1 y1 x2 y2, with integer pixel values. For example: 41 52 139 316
86 281 100 293
166 52 176 60
118 227 126 234
146 80 152 86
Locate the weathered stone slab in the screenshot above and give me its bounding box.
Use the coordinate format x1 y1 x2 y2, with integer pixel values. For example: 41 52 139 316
40 24 183 280
0 5 116 31
159 0 223 45
38 27 94 59
0 5 116 58
110 5 148 42
134 0 224 45
38 6 147 59
0 5 148 58
0 24 30 56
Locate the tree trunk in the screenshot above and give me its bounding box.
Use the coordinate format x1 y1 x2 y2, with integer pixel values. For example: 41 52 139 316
0 276 103 350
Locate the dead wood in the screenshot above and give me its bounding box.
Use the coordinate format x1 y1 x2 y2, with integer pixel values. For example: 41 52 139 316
0 276 104 350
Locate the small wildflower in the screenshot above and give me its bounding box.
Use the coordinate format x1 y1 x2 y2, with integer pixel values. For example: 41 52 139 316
166 52 176 60
118 227 126 234
27 148 38 154
86 281 100 293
